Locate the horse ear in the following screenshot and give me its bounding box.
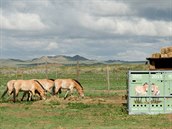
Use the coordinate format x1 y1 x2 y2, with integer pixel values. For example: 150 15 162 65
144 82 148 85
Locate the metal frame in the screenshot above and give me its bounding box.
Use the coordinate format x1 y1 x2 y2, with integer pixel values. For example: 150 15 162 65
128 70 172 115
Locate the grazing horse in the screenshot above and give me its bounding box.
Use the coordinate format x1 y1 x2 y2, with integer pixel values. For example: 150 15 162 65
13 80 47 102
151 83 160 103
135 82 149 103
21 79 55 101
53 79 84 99
1 80 16 99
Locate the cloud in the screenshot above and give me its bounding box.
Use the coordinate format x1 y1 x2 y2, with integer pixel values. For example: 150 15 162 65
79 0 132 16
0 0 172 61
45 42 59 51
0 11 47 30
80 14 172 37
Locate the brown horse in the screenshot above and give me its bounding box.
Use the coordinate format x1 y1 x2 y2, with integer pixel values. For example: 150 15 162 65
53 79 84 99
1 80 16 99
21 79 55 101
13 79 47 102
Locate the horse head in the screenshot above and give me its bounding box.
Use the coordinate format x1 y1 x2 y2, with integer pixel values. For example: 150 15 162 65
151 83 160 95
143 82 149 92
73 79 84 98
151 83 155 93
78 89 84 98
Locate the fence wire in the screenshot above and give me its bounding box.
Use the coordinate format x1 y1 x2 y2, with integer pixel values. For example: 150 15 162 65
0 64 147 92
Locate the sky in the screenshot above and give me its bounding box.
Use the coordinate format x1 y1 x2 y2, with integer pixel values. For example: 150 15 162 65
0 0 172 61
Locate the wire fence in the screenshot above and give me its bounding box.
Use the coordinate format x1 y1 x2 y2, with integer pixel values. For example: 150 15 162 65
0 63 147 92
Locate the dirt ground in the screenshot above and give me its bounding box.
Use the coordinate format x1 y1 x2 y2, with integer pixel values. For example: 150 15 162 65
0 90 171 124
0 90 126 107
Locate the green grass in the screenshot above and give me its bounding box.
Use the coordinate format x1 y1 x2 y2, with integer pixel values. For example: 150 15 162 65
0 101 171 129
1 64 170 129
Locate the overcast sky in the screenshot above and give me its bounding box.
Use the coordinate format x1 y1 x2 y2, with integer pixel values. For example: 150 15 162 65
0 0 172 61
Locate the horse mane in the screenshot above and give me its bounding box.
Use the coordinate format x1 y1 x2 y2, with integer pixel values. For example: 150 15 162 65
48 78 55 81
34 80 47 92
143 82 148 85
73 79 83 90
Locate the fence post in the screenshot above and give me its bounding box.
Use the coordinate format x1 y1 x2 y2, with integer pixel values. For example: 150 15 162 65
106 65 110 91
76 60 80 80
45 56 48 79
16 66 18 79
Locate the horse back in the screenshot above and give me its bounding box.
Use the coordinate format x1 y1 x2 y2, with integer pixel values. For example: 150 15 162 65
14 80 35 91
135 85 146 94
54 79 74 89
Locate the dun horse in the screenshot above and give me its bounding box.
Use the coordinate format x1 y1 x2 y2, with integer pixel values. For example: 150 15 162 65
1 80 16 99
21 79 55 101
53 79 84 99
13 79 47 102
135 82 149 103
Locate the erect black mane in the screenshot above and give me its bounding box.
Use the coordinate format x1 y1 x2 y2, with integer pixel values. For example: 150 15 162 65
34 80 47 92
48 78 55 81
73 79 83 90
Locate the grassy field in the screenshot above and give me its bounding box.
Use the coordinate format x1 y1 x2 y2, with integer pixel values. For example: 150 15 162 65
0 64 172 129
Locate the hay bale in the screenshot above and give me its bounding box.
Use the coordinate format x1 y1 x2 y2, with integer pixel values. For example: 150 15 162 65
161 54 168 58
167 47 172 53
152 53 161 58
161 47 168 54
167 52 172 57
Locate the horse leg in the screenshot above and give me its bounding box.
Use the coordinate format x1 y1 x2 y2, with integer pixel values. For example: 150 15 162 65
55 87 61 97
64 90 70 99
145 97 147 103
69 88 74 97
13 88 16 103
28 91 34 101
21 92 27 101
140 97 142 103
27 92 33 101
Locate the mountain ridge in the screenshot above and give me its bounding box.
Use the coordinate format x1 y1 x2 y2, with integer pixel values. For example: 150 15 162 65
0 55 146 67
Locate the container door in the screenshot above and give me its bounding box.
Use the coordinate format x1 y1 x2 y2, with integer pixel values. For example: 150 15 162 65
128 71 150 114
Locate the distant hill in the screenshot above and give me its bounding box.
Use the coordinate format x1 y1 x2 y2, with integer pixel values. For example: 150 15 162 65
0 55 146 67
105 60 146 64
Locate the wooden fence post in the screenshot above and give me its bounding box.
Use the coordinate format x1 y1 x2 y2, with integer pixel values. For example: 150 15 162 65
76 60 80 80
106 65 110 91
45 56 48 79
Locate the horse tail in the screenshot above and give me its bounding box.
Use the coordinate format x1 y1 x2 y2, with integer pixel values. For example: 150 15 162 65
73 79 83 90
59 88 62 94
51 86 62 95
34 80 47 92
13 87 16 103
52 86 55 95
1 88 8 99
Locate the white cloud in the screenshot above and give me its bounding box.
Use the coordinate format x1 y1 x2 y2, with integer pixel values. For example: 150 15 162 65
1 0 172 60
45 42 58 50
0 12 47 30
83 0 132 16
80 14 172 36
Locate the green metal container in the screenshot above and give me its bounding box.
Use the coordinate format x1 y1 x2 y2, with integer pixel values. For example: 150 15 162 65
128 71 172 114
